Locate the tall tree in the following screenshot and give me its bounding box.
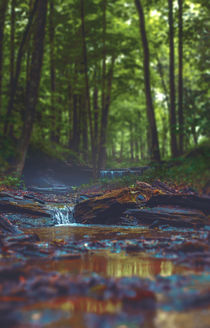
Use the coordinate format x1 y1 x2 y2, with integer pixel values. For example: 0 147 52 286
4 0 39 135
80 0 95 172
168 0 178 157
98 55 115 170
9 0 16 111
16 0 48 174
134 0 160 162
49 0 57 142
178 0 184 154
0 0 9 116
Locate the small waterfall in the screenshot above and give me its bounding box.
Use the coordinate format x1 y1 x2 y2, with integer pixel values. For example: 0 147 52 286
100 167 149 179
100 170 125 179
50 206 75 225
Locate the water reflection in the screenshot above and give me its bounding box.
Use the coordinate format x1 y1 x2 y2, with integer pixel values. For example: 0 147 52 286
26 226 189 279
37 250 177 279
22 299 210 328
27 225 155 242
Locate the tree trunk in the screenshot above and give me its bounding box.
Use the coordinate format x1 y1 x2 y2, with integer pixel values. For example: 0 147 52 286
130 122 134 161
49 0 57 142
68 80 73 143
98 56 115 170
93 71 99 153
135 140 139 161
6 0 16 138
4 0 39 135
156 56 170 109
16 0 48 174
178 0 184 154
82 92 88 161
168 0 178 157
10 0 15 108
101 0 107 124
0 0 8 116
70 94 79 152
134 0 160 162
80 0 96 173
120 131 124 161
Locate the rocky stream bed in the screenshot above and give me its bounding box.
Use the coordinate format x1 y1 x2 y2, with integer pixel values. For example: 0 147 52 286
0 181 210 328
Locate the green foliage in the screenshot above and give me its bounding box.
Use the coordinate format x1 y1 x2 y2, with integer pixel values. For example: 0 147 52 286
0 174 24 188
139 140 210 190
83 140 210 191
0 0 209 172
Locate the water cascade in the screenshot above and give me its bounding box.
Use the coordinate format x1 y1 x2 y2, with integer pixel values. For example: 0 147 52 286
50 205 75 225
100 167 149 179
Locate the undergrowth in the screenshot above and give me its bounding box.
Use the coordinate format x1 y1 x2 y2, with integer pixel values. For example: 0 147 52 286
80 141 210 192
0 174 24 188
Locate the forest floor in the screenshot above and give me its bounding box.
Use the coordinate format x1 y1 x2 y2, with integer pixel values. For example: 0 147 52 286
0 142 210 327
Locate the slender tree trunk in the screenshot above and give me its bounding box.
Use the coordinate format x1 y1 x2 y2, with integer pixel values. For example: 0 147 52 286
49 0 57 142
139 138 144 160
25 1 33 92
98 56 115 170
4 0 39 135
16 0 48 174
156 56 170 109
6 0 16 138
10 0 15 106
134 0 160 162
178 0 184 154
101 0 107 121
112 143 116 159
70 94 79 152
120 131 124 161
135 140 139 161
68 80 73 143
80 0 95 173
93 70 99 151
0 0 8 116
82 92 88 161
168 0 178 157
130 122 134 161
191 125 198 145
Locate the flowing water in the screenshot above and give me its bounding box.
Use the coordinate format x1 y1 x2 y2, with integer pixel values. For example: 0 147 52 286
50 205 75 225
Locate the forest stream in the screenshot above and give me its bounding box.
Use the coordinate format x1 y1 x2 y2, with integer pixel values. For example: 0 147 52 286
0 180 210 328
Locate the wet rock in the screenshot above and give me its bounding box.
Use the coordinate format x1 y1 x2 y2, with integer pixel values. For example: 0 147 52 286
23 194 45 204
0 214 21 234
7 213 56 229
122 208 206 229
174 241 209 253
74 184 175 225
0 199 50 217
0 265 26 282
146 194 210 215
74 188 139 224
125 243 143 253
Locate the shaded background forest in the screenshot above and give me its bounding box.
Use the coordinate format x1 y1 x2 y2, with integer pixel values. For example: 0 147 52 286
0 0 209 177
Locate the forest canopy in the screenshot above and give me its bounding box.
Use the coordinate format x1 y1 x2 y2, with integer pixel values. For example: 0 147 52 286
0 0 209 176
